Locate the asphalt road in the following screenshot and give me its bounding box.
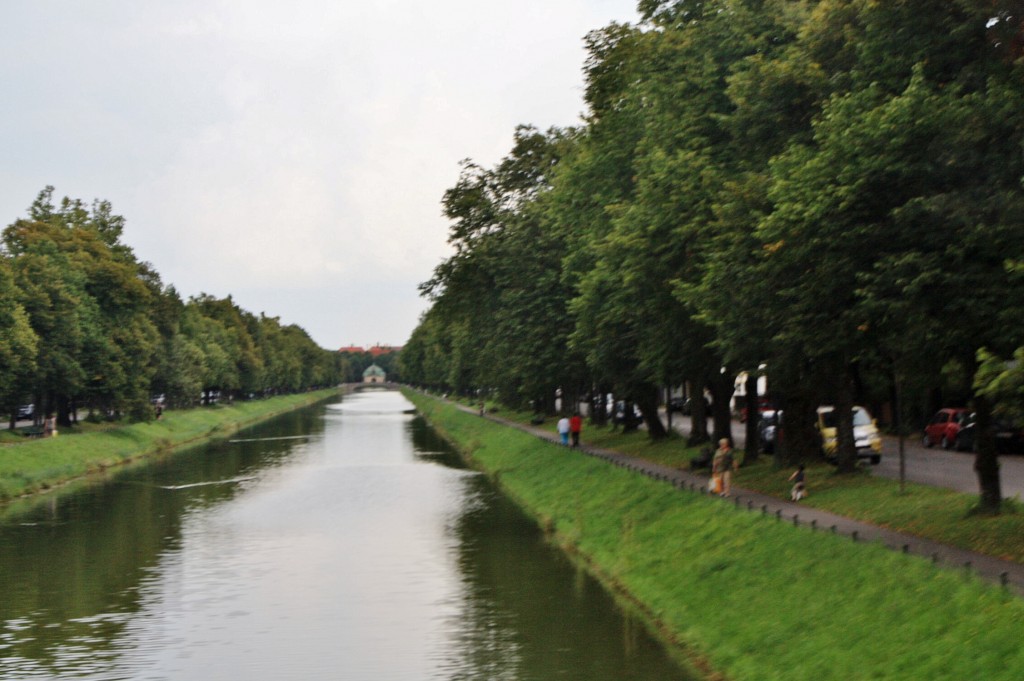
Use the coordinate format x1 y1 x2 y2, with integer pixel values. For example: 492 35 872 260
874 437 1024 499
664 413 1024 501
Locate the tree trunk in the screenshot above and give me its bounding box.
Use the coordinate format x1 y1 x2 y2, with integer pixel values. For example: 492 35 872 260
536 391 550 416
834 369 858 474
664 385 672 432
744 372 759 463
56 393 72 428
621 400 640 434
973 394 1002 513
590 384 609 427
776 389 819 467
707 370 733 447
688 383 710 446
636 383 667 440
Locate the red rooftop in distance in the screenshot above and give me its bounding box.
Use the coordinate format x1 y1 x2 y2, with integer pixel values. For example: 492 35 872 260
338 344 403 356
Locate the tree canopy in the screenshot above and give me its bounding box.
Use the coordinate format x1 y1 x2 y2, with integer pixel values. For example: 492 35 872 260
1 187 347 427
404 0 1024 512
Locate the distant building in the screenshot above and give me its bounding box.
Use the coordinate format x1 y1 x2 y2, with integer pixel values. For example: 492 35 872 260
362 364 386 384
338 344 403 356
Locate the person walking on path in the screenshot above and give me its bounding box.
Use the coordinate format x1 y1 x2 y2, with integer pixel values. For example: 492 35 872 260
789 464 806 501
43 413 56 438
712 438 736 497
557 416 570 446
569 413 582 447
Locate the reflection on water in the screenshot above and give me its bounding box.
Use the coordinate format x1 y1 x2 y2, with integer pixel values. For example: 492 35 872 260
0 390 693 680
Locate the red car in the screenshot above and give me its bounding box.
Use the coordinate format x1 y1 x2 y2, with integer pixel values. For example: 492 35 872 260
924 408 969 449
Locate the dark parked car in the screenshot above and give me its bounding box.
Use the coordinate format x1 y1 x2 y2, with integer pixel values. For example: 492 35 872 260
758 410 781 454
955 413 1024 454
613 401 642 426
669 396 709 415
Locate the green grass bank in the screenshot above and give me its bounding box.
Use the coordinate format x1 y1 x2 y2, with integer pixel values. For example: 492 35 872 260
0 388 340 503
408 391 1024 681
471 400 1024 565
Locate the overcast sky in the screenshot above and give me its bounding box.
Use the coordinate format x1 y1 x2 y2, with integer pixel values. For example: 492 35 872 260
0 1 639 349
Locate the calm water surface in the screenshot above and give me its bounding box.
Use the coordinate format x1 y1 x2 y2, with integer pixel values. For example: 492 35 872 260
0 390 694 680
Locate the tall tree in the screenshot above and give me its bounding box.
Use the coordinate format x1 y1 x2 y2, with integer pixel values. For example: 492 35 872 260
752 0 1024 488
0 257 38 426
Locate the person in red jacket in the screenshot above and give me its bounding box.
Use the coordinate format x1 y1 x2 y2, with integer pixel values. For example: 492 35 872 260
569 413 582 447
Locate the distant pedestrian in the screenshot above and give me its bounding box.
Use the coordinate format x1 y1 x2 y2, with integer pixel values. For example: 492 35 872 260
569 413 582 447
155 403 163 420
557 416 570 446
789 464 806 501
711 438 735 497
43 413 56 438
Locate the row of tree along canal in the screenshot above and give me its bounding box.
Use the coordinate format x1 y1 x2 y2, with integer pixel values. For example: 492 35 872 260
1 187 357 432
400 2 1024 513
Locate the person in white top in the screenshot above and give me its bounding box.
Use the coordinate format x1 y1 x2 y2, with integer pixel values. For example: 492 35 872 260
557 416 570 446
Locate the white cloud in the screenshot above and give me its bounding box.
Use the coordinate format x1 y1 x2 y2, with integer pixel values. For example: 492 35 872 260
0 0 638 348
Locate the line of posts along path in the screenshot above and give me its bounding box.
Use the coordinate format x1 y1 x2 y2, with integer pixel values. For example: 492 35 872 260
453 402 1024 598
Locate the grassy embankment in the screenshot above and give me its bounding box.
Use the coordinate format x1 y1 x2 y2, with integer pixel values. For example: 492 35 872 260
0 388 340 503
409 391 1024 681
470 399 1024 564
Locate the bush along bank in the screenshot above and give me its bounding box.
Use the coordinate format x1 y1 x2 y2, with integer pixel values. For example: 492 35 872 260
406 391 1024 681
0 388 341 503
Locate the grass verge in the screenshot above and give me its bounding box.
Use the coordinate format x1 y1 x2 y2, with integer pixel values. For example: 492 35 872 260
408 391 1024 681
0 389 340 503
483 403 1024 565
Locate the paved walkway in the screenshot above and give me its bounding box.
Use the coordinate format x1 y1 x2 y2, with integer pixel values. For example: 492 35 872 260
661 410 1024 500
465 406 1024 598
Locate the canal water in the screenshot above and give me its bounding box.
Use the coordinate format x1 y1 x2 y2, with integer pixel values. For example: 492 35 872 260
0 390 694 680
